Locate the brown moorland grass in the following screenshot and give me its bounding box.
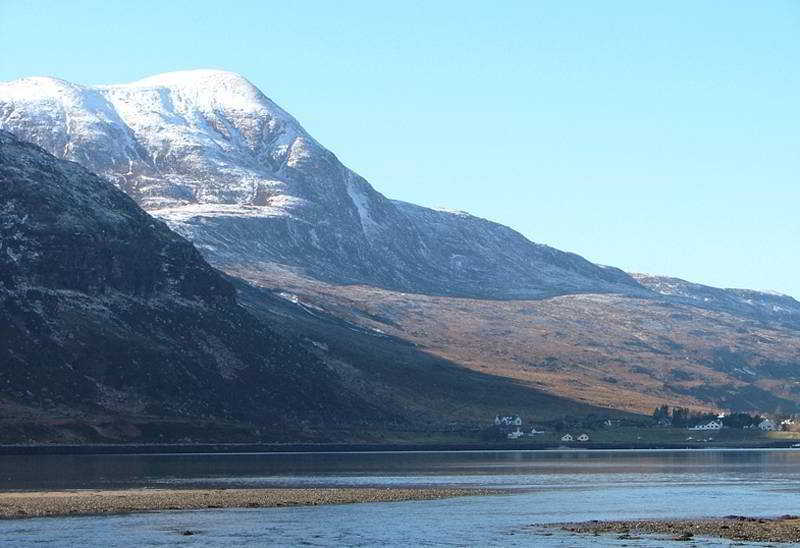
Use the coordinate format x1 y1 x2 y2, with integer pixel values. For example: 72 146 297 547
235 269 800 417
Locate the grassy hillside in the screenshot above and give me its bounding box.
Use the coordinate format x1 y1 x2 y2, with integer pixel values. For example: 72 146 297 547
231 268 800 417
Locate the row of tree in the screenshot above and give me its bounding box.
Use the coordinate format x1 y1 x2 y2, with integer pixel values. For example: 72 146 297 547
651 405 765 428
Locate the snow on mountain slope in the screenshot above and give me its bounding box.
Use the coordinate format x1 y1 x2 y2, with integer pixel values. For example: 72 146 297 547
0 70 644 298
0 70 311 209
633 274 800 325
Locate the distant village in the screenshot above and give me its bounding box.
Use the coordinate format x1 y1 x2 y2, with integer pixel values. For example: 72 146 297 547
490 406 799 443
493 414 592 441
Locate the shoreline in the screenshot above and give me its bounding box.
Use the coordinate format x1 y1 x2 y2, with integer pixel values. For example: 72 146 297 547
0 487 497 520
1 440 798 456
550 516 800 543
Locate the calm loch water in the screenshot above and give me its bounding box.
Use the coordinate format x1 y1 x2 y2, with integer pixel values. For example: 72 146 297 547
2 449 799 546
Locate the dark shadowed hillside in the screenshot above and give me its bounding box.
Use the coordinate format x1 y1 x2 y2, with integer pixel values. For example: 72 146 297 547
0 131 390 442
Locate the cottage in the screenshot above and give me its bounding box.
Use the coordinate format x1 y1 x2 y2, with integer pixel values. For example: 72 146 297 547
758 419 777 431
560 434 573 442
577 433 590 442
689 420 722 431
494 415 522 426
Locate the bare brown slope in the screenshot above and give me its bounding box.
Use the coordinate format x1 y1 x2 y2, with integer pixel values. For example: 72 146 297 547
233 277 632 428
231 269 800 416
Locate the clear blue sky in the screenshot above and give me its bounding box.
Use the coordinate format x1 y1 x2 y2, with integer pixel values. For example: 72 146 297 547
2 1 798 296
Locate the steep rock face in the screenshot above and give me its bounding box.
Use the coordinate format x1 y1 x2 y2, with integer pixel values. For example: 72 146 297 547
0 130 376 440
0 70 644 299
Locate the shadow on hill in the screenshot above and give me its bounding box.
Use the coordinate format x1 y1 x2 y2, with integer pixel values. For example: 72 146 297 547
233 277 638 429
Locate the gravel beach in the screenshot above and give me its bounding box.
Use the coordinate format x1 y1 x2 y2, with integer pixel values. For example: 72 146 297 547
0 487 493 519
551 515 800 543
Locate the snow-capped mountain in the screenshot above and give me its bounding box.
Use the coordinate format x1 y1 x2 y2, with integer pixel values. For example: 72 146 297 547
3 71 800 427
0 70 641 298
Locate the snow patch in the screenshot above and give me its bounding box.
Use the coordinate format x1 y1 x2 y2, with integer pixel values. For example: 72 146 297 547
346 176 379 237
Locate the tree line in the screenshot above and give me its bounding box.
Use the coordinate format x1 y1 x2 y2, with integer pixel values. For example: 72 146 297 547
652 405 763 428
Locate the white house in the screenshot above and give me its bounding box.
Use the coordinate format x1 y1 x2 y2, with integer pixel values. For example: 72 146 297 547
560 434 573 442
529 427 545 436
577 433 590 442
759 419 777 431
494 415 522 426
689 420 722 431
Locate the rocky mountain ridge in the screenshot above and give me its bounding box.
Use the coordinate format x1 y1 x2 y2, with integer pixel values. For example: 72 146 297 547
0 70 644 299
3 70 795 318
633 274 800 327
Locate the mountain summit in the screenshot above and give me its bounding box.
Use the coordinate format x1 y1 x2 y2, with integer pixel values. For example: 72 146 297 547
0 70 642 299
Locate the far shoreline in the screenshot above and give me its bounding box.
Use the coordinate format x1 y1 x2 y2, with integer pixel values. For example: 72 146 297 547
1 440 798 456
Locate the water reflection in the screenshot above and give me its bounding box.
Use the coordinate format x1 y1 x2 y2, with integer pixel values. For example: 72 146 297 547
2 449 800 491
